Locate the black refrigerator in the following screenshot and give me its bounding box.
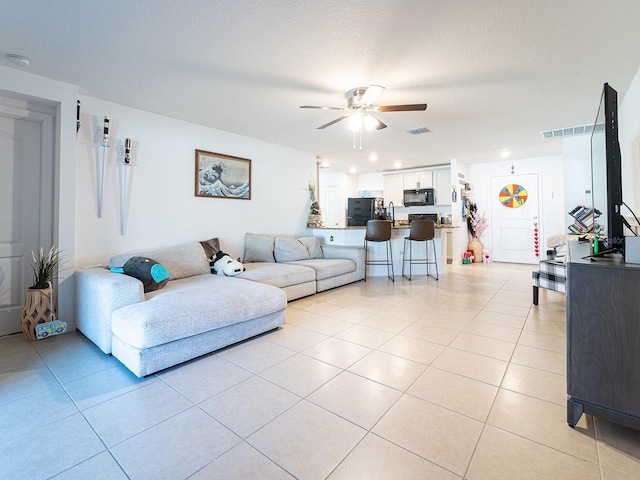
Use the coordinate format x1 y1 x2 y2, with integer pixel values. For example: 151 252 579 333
347 197 384 226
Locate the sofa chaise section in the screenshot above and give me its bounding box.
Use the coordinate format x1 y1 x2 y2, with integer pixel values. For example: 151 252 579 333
111 274 285 377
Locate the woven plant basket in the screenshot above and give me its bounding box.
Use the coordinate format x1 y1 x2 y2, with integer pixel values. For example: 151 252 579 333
20 287 56 341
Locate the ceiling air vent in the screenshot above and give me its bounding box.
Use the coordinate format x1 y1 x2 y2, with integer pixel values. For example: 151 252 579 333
540 123 603 139
406 126 430 135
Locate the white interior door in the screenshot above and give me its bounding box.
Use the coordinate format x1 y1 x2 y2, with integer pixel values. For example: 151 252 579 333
490 173 540 264
0 104 52 335
322 185 340 227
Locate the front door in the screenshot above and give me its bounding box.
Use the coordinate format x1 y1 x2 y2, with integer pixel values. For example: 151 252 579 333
0 103 53 336
490 173 540 264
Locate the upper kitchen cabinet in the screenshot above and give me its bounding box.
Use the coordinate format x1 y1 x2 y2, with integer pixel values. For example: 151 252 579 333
383 174 404 206
382 167 450 206
404 171 433 190
434 169 451 205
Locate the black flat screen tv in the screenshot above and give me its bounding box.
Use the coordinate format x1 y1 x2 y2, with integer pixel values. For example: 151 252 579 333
590 83 624 255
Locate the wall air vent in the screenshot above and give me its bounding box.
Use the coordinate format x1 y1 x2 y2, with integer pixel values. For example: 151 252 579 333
540 123 603 139
406 126 430 135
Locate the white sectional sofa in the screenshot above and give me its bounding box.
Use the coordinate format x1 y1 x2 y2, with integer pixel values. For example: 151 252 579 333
238 233 365 300
75 235 364 377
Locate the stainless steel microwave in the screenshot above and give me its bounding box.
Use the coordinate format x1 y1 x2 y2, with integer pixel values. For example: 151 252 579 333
403 188 435 206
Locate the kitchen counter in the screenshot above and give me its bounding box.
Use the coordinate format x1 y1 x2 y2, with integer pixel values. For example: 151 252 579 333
313 224 458 230
309 225 457 277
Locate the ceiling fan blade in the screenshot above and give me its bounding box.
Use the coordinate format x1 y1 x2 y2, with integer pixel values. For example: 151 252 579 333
300 105 345 111
377 103 427 112
368 114 387 130
317 115 350 129
360 84 385 106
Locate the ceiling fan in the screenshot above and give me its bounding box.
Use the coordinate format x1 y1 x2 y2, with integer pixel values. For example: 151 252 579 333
300 84 427 131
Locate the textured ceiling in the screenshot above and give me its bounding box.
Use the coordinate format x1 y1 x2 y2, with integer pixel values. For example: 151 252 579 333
2 0 640 174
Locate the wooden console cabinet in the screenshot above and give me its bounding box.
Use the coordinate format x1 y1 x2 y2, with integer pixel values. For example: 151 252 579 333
566 241 640 429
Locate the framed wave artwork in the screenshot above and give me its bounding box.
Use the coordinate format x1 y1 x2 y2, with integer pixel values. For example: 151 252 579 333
195 149 251 200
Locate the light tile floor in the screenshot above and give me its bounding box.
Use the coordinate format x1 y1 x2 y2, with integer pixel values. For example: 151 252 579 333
2 263 640 479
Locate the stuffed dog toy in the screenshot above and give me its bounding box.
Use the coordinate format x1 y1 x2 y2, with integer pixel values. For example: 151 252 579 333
211 251 246 276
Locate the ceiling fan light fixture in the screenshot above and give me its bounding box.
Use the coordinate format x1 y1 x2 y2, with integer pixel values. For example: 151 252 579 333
363 114 378 131
347 113 362 132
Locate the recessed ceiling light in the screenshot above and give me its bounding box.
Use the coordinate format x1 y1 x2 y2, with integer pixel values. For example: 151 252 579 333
393 161 402 169
6 54 30 68
349 167 357 174
319 161 330 168
369 154 377 161
500 150 511 158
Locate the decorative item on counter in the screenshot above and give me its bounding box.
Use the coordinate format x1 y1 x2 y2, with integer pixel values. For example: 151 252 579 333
20 246 66 341
466 201 488 263
307 175 323 227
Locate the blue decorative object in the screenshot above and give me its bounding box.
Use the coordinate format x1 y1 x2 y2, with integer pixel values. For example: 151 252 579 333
111 256 170 292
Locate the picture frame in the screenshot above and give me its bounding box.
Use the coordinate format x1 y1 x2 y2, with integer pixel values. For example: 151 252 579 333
195 149 251 200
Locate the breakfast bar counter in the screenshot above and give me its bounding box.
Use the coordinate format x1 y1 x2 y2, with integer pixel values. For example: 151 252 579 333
309 225 458 277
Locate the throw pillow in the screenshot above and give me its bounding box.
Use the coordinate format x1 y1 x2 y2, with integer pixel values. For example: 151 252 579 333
274 237 311 262
298 236 324 259
111 256 170 293
200 237 221 261
243 233 276 263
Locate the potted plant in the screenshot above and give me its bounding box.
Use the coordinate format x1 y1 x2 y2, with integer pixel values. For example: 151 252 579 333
20 246 62 340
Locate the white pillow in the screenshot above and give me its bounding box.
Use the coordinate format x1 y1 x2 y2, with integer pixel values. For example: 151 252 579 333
274 237 311 262
298 236 324 259
243 233 275 263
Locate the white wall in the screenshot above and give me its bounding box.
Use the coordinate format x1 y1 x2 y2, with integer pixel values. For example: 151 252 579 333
450 159 470 263
468 156 565 254
620 66 640 214
75 95 316 266
562 135 595 227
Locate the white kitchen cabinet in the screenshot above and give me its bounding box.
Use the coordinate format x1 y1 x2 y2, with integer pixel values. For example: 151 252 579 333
403 171 433 190
383 174 404 206
403 173 419 190
434 169 451 205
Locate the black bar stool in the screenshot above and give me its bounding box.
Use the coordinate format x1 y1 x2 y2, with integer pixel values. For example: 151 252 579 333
364 220 394 282
402 219 438 281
